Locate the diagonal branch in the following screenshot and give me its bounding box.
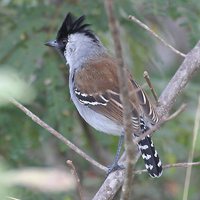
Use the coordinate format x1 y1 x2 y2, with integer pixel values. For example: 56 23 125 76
9 97 107 172
157 41 200 117
128 15 186 58
165 103 187 121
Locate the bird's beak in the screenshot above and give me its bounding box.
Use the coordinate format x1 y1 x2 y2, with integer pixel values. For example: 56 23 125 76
45 40 59 48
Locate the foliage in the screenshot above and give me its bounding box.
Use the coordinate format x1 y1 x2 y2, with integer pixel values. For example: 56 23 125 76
0 0 200 199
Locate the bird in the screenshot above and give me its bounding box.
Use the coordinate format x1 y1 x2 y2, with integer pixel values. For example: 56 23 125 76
45 13 163 178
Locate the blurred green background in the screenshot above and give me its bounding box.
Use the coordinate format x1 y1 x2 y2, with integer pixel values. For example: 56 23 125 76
0 0 200 199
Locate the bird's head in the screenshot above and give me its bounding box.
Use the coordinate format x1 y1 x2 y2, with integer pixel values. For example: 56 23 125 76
45 13 103 67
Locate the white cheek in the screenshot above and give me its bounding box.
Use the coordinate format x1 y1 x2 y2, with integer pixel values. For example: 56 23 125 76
65 43 75 55
64 50 68 64
65 44 76 66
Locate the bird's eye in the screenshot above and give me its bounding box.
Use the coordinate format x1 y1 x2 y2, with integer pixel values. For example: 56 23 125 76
62 39 68 44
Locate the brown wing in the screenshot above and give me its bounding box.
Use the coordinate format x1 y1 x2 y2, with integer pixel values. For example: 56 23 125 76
74 56 158 131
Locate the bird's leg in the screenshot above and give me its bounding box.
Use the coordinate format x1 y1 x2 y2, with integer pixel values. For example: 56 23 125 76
107 134 125 175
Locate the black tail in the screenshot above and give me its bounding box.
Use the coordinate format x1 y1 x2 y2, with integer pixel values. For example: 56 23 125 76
138 135 162 178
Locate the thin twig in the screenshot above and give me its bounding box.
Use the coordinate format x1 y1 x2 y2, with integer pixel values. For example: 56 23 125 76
135 103 186 144
164 161 200 169
128 15 186 58
183 96 200 200
143 71 159 104
66 160 84 200
104 0 136 200
9 97 107 172
135 161 200 175
135 118 164 144
166 103 187 121
132 103 186 147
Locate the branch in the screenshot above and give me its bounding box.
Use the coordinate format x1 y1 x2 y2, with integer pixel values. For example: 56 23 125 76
128 15 186 58
9 97 107 172
135 161 200 175
66 160 84 200
104 0 136 200
92 152 141 200
135 118 164 143
143 71 159 104
92 40 200 200
157 41 200 118
166 103 187 121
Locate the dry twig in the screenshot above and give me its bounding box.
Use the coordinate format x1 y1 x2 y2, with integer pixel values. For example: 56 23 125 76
128 15 186 58
66 160 84 200
143 71 159 104
135 161 200 175
135 119 164 143
166 103 187 121
104 0 136 199
9 97 107 172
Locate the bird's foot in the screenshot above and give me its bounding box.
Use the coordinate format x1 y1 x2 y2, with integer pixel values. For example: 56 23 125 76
107 163 124 176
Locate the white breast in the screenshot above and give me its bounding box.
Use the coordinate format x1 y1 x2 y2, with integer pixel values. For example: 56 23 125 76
69 75 122 136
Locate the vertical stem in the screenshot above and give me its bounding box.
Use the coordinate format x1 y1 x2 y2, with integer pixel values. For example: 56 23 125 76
104 0 136 199
182 96 200 200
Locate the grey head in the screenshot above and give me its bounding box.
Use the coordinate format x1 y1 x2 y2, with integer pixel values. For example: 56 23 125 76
45 13 106 69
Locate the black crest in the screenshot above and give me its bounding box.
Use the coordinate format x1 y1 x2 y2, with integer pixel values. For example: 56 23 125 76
56 13 97 42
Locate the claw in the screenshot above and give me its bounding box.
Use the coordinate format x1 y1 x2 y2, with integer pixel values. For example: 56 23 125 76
107 163 124 176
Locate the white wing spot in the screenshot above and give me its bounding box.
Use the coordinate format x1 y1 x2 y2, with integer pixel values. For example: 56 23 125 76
79 99 107 106
74 89 80 95
74 89 88 97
